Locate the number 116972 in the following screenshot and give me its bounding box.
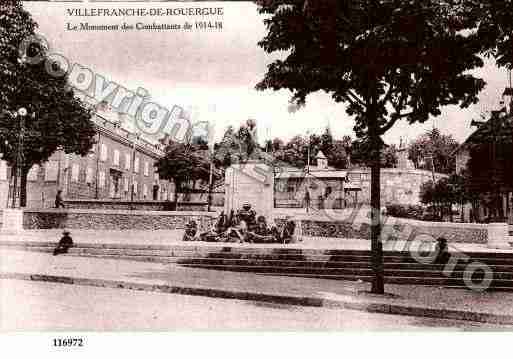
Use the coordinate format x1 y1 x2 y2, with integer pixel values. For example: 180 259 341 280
53 338 84 347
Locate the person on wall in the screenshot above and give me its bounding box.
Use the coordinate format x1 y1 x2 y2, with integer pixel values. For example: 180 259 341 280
304 189 311 213
55 190 65 209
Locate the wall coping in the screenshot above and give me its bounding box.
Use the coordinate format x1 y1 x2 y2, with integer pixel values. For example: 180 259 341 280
284 213 488 229
22 208 217 217
385 216 488 229
347 167 449 178
63 199 207 205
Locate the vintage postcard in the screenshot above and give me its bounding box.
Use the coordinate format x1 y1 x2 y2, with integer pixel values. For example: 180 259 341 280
1 0 513 354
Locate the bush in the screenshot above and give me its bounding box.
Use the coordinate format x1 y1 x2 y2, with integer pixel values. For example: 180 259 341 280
385 204 424 220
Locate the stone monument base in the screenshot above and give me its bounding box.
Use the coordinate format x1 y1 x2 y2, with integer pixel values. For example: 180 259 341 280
487 222 510 249
2 208 24 233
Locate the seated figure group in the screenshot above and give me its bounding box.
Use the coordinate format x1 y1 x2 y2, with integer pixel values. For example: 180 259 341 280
183 203 296 244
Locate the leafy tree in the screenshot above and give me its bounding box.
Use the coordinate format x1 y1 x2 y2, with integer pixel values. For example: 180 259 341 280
352 140 398 168
256 0 486 293
341 135 353 167
0 0 96 207
420 173 471 221
318 127 350 169
472 0 513 69
274 134 309 168
408 128 459 174
272 131 349 170
327 139 349 169
420 179 448 220
381 144 399 168
156 141 213 209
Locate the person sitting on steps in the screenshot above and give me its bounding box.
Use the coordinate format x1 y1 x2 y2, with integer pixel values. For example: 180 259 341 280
53 231 74 256
248 215 275 243
435 237 450 264
279 217 296 244
200 211 228 242
224 211 245 243
237 203 257 238
183 220 198 241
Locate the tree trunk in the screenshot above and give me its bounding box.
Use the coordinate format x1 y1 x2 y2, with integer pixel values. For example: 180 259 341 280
368 89 384 294
173 181 180 211
370 145 384 294
20 167 28 208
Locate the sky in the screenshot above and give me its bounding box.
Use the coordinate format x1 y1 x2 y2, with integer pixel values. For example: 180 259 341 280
23 1 513 146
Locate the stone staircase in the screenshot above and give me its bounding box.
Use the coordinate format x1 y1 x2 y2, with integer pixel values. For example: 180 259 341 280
3 240 513 291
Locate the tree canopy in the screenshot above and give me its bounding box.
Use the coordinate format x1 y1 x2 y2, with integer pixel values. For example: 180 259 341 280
0 0 96 206
407 128 459 174
351 139 398 168
156 141 214 207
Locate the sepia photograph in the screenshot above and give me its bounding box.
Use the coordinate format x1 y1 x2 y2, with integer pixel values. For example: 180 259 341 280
1 0 513 352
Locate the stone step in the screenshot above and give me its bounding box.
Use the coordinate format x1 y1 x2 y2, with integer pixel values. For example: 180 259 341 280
175 262 512 279
9 243 513 269
6 239 513 258
7 242 513 289
178 265 513 289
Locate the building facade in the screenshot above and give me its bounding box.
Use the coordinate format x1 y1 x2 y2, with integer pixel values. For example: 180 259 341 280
273 151 446 209
0 110 175 209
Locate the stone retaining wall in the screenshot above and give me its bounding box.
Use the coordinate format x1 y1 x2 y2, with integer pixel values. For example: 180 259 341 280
298 219 487 244
22 209 216 231
4 207 489 244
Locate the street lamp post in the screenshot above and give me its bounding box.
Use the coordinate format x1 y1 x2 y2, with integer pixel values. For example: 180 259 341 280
207 154 214 212
10 107 28 208
130 132 140 206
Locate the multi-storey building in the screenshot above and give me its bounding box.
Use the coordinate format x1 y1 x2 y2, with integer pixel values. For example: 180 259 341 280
0 107 174 209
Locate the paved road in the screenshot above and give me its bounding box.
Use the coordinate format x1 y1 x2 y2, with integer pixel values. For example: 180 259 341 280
0 279 502 331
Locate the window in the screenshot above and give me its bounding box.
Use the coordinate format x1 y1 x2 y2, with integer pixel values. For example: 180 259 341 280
144 161 149 177
125 153 131 170
143 183 148 198
113 149 120 166
98 171 105 188
134 157 140 173
154 170 159 181
85 167 93 184
100 144 108 162
124 177 129 192
71 164 80 182
133 180 138 194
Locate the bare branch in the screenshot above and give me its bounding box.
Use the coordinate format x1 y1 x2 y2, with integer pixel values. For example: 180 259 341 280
378 116 400 135
379 83 394 106
346 90 366 108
